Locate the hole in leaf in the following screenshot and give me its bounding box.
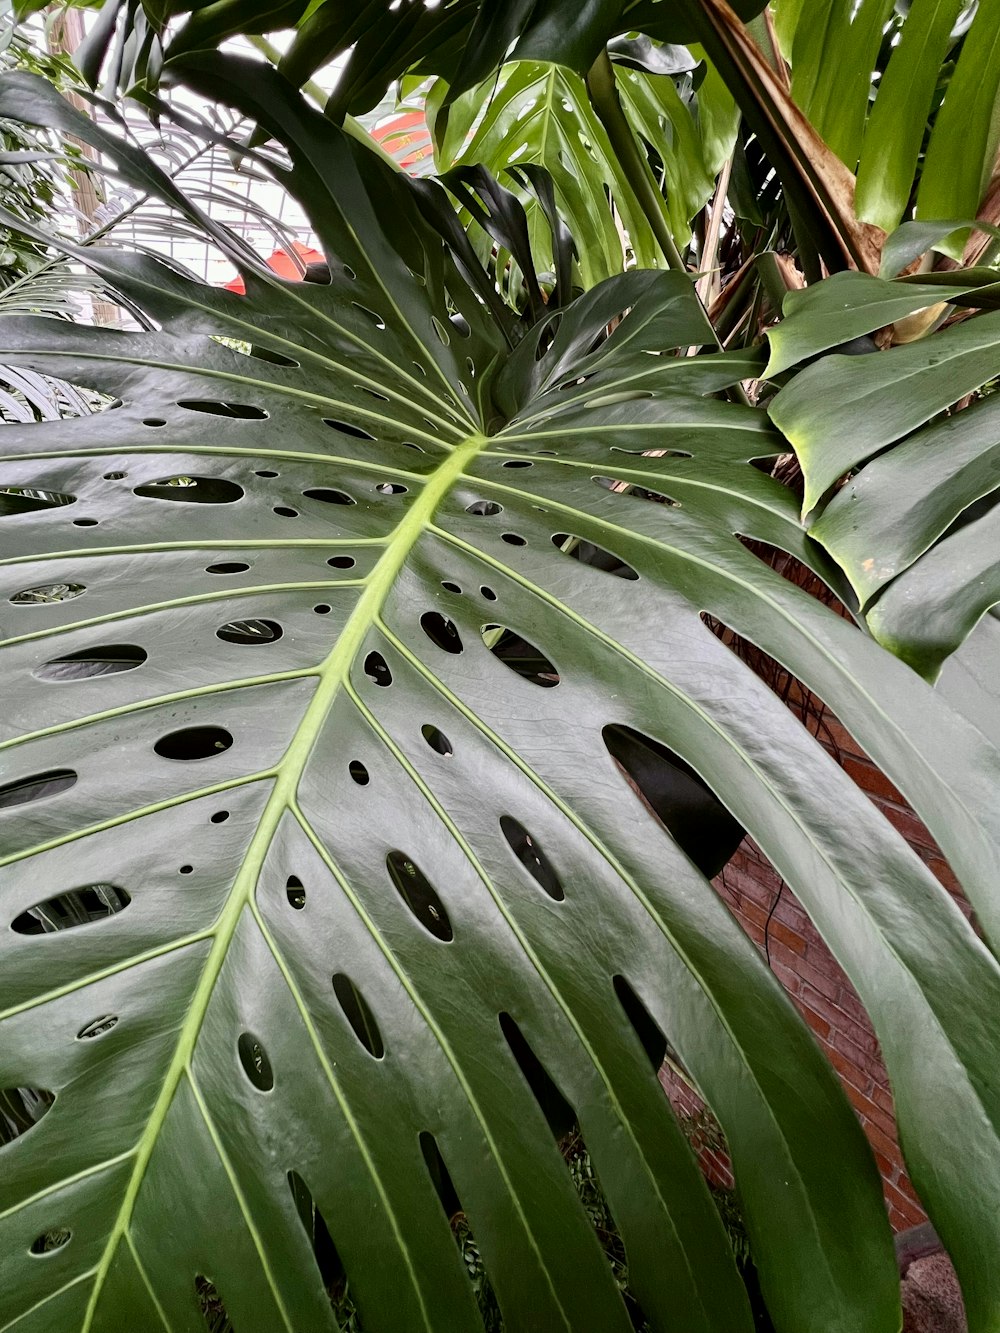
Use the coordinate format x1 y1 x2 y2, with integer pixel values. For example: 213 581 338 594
273 506 298 518
206 562 250 574
376 482 407 495
364 651 392 687
420 612 463 654
11 582 84 605
421 725 452 756
592 476 678 506
500 817 564 901
612 975 669 1072
313 605 331 616
353 303 386 330
501 533 526 546
103 471 127 480
216 619 282 644
0 1087 54 1147
286 875 306 910
0 486 75 515
441 581 461 594
76 1014 118 1041
610 446 691 459
237 1032 273 1091
72 518 98 527
419 1131 461 1220
482 626 559 687
332 974 385 1058
12 884 129 935
327 555 355 569
255 469 279 478
34 645 147 681
178 400 267 419
551 534 638 580
358 385 389 401
322 419 375 441
303 487 356 505
386 852 453 941
503 460 532 469
602 724 744 878
195 1276 234 1332
287 1172 349 1309
349 760 369 785
431 316 450 345
154 726 233 761
142 418 166 427
480 586 497 601
29 1228 70 1256
179 865 193 875
0 769 77 810
466 500 502 516
211 810 230 823
134 476 244 505
499 1012 575 1138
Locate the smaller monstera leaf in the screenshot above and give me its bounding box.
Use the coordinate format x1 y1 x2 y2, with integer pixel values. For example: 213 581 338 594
2 59 1000 1333
769 272 1000 679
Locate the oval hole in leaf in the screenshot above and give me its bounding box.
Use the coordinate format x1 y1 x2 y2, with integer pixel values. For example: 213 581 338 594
303 487 355 505
76 1014 118 1041
134 476 244 505
420 612 463 654
441 580 461 594
237 1032 273 1091
327 555 355 569
499 1012 576 1138
363 651 392 687
419 1131 461 1221
0 486 75 516
466 499 502 516
481 626 559 688
551 533 638 580
285 875 306 910
11 883 130 935
322 418 375 440
255 469 279 478
153 726 233 761
353 302 386 330
142 418 165 427
216 619 282 645
612 974 669 1072
602 724 744 878
273 506 298 518
358 385 389 401
386 851 453 941
592 475 678 506
376 482 407 495
11 582 85 605
210 810 229 824
421 724 452 756
206 561 250 574
480 586 497 601
29 1228 71 1256
501 532 526 546
0 1087 54 1147
177 400 267 419
287 1171 346 1295
503 459 532 469
499 817 564 901
0 769 77 810
332 973 384 1058
349 760 369 785
195 1277 234 1331
34 644 147 681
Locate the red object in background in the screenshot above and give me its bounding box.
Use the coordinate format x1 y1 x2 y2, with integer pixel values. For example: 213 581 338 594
224 240 326 294
370 110 433 170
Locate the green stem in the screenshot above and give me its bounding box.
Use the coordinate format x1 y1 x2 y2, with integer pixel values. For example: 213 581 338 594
585 49 686 274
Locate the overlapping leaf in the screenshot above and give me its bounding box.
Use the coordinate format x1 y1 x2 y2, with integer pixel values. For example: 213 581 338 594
2 60 1000 1333
769 272 1000 678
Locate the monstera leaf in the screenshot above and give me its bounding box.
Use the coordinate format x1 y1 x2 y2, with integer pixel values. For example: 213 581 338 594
4 59 1000 1333
768 270 1000 679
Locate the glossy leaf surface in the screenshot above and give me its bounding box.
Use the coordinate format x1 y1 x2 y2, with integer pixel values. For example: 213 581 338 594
2 60 1000 1333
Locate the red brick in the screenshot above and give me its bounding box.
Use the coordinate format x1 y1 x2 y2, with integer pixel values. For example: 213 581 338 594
879 803 938 851
767 919 808 955
831 1050 875 1097
842 756 908 806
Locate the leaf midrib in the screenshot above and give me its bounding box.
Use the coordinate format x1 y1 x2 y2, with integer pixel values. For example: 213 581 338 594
79 431 487 1332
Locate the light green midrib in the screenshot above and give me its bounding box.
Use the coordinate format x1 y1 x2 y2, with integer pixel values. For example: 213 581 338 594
79 431 487 1331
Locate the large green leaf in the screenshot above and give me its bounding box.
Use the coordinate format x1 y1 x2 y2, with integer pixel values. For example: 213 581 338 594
4 60 1000 1333
769 284 1000 677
